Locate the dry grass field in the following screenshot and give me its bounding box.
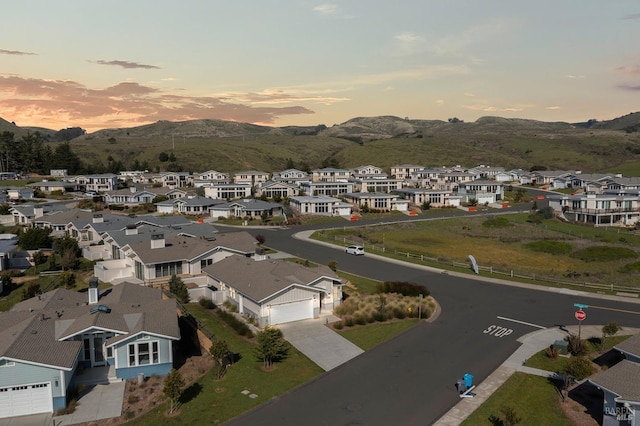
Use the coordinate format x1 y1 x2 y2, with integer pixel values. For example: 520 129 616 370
318 214 640 290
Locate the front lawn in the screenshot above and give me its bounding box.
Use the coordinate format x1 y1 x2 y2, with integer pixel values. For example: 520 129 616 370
129 303 323 425
336 319 419 350
460 372 572 426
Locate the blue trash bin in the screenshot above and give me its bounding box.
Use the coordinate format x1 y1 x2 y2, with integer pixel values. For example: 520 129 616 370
463 373 473 389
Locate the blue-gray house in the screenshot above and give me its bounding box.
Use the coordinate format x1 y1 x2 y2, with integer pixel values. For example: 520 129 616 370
0 280 180 418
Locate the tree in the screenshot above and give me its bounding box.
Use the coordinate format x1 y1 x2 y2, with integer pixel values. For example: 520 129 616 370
169 274 189 303
254 327 290 369
59 271 76 288
162 369 185 414
53 234 81 259
152 194 169 204
1 274 14 294
18 227 52 250
209 340 230 380
60 249 78 271
255 234 266 245
602 322 622 350
32 250 48 270
158 152 170 162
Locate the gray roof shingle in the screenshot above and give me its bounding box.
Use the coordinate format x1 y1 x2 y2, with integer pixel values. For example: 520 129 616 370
2 283 179 369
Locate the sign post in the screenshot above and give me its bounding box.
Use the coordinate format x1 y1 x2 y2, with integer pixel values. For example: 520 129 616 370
573 303 589 340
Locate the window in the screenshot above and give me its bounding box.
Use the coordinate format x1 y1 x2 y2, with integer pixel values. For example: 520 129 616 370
200 259 213 268
0 360 15 367
155 262 183 278
128 341 160 367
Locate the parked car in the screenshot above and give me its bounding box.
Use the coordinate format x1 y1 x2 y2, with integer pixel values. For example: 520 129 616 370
345 245 365 255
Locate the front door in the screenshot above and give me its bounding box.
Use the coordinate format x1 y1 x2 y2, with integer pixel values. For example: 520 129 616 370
83 333 106 367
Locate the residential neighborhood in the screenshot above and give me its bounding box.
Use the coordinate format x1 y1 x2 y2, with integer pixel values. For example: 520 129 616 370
1 162 640 424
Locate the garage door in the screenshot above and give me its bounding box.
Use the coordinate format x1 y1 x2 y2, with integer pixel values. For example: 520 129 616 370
270 300 313 325
0 382 52 418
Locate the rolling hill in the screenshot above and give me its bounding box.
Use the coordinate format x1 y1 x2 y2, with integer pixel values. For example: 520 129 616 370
1 113 640 174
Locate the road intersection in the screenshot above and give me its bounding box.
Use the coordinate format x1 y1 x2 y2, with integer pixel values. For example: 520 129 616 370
223 218 640 425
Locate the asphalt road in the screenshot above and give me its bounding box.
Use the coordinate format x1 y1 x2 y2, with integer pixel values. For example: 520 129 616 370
222 214 640 426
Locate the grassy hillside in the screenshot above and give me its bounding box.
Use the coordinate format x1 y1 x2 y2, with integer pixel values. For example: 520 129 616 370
0 112 637 174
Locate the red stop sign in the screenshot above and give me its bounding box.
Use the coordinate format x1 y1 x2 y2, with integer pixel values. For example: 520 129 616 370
575 310 586 321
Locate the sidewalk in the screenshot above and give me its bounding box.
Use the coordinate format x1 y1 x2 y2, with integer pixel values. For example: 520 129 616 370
433 325 640 425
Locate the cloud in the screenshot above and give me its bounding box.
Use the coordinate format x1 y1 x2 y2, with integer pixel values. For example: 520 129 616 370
428 19 514 62
0 49 36 56
566 75 585 79
312 3 353 19
615 64 640 76
313 4 337 15
463 102 534 114
546 106 561 110
621 13 640 20
0 76 315 131
618 84 640 91
93 60 161 70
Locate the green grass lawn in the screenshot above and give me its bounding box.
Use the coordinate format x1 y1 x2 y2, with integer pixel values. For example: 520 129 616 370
129 303 324 425
460 372 572 426
337 271 381 294
336 319 419 350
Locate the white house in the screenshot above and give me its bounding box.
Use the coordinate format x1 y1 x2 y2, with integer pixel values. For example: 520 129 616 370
289 196 352 217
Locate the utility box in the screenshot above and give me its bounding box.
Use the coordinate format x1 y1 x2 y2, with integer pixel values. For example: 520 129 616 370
456 379 465 394
552 340 569 355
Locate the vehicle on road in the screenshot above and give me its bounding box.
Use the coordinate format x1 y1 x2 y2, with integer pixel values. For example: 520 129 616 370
345 245 365 255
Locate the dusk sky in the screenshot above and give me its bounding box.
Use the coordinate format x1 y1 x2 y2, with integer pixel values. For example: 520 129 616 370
1 1 639 132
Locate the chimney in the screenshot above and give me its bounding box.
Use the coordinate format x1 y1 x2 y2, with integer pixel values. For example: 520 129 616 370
92 213 104 224
151 233 165 249
34 206 44 218
130 186 136 193
88 277 99 305
125 224 138 235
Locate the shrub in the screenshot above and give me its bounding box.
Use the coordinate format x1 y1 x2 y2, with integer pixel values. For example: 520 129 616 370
619 261 640 273
373 312 385 322
354 315 367 326
392 307 406 319
572 246 637 262
565 334 589 356
333 321 344 330
376 281 429 297
216 309 254 338
524 240 573 255
545 346 559 359
563 356 596 381
198 297 215 309
343 316 355 327
127 395 140 404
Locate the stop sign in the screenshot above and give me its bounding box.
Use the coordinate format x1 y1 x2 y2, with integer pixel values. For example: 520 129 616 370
575 309 586 321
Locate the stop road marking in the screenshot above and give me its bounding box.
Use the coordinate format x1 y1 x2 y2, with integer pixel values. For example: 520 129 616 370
483 325 513 338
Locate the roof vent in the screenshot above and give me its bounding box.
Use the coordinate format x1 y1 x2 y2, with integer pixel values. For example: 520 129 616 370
90 305 111 314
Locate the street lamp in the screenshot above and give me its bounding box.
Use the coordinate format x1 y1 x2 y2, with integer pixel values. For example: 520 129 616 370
418 294 423 319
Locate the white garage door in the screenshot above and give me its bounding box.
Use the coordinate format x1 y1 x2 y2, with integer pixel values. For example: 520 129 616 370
270 300 313 325
0 382 52 418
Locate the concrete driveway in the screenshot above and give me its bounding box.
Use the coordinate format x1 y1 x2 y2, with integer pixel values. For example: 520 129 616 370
279 316 364 371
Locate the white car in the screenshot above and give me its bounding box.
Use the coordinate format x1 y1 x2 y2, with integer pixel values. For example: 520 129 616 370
345 245 365 255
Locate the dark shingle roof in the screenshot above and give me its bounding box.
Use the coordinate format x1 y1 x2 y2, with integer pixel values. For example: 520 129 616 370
615 333 640 358
203 256 339 302
590 359 640 402
1 283 179 369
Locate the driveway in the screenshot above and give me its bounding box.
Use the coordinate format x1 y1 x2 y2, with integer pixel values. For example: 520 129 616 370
0 381 126 426
278 316 364 371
